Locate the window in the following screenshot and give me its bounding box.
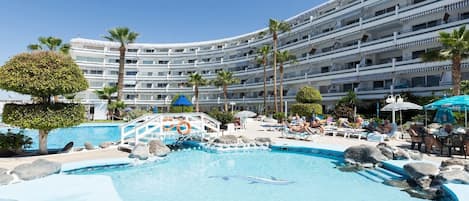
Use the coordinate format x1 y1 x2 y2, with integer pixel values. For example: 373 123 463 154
345 18 359 25
76 56 104 63
321 66 330 73
127 49 138 52
157 83 167 88
146 83 152 88
461 12 469 20
412 20 439 31
158 72 166 76
188 59 196 64
373 81 384 89
124 84 136 88
109 82 117 87
158 60 169 64
322 27 334 33
108 59 119 63
125 94 137 100
126 71 137 76
321 46 333 53
142 60 153 64
125 59 137 64
413 0 426 4
110 71 118 75
412 50 426 59
89 81 103 88
82 70 88 74
411 77 425 87
174 49 184 53
89 70 103 75
144 49 154 53
427 75 440 87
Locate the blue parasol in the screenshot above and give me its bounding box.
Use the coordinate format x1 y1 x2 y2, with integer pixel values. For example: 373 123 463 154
172 95 192 112
433 108 456 124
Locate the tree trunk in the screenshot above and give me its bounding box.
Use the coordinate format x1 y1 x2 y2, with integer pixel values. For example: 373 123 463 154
107 98 112 120
117 46 126 101
273 34 278 113
38 130 49 155
195 86 199 112
263 58 267 115
223 85 228 112
280 63 284 113
452 56 461 96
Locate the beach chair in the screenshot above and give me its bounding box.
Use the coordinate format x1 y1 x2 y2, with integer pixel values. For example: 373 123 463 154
367 123 398 142
282 126 315 141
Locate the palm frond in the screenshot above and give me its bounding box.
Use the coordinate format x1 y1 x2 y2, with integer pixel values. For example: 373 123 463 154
27 44 42 51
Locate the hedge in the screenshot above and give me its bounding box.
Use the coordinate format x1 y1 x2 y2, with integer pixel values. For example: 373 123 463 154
295 86 322 104
2 103 86 130
290 103 323 119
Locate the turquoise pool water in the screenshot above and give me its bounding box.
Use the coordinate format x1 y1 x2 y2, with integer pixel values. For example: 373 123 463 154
0 124 121 149
71 151 424 201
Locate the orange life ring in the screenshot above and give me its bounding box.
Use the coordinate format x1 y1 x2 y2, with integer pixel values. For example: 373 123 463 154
176 120 191 135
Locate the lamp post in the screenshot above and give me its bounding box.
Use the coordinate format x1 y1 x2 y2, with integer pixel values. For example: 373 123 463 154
385 94 403 124
229 102 236 114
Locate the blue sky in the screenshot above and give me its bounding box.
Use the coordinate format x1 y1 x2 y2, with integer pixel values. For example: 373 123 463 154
0 0 325 64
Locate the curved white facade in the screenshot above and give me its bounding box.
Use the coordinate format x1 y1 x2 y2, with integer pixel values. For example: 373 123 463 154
70 0 469 114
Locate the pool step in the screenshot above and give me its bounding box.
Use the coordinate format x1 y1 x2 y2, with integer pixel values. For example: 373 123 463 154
357 167 403 183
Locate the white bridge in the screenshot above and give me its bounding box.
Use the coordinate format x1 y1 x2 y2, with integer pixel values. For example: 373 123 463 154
119 112 221 145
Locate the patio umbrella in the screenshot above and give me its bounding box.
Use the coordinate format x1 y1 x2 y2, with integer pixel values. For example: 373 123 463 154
424 95 469 127
382 102 422 137
172 95 193 113
234 111 257 118
433 108 456 124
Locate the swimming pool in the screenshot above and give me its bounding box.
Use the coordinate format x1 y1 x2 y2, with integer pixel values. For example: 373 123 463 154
69 150 425 201
0 123 121 149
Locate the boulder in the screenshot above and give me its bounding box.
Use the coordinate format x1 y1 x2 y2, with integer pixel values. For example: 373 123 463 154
59 141 74 153
99 142 114 149
441 158 468 168
239 136 252 143
376 143 394 160
344 145 388 165
0 168 7 175
254 137 271 143
404 162 439 183
129 144 149 160
214 135 238 144
148 140 170 157
416 176 433 189
12 159 61 181
84 142 95 150
437 170 469 184
0 173 13 185
407 150 423 160
393 148 411 160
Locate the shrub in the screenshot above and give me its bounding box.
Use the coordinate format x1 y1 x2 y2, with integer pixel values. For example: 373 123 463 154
3 103 85 130
208 109 234 126
290 103 323 119
0 130 33 153
333 104 354 121
273 112 286 122
295 86 322 103
0 51 88 154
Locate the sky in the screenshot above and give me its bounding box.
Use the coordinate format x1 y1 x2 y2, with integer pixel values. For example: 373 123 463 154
0 0 326 65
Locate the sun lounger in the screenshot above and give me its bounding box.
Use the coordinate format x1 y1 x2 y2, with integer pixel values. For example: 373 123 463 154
282 126 318 141
367 123 398 142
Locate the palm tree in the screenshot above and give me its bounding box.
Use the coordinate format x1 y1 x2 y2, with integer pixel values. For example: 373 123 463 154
188 73 208 112
212 70 240 112
461 80 469 95
27 36 70 54
94 86 117 120
269 19 291 113
422 25 469 96
103 27 139 101
276 50 296 113
256 45 271 114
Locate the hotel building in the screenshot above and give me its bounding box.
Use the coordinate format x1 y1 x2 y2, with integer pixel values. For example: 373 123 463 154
69 0 469 119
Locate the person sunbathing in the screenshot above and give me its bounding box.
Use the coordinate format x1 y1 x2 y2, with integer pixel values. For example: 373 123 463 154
309 118 324 134
376 120 392 135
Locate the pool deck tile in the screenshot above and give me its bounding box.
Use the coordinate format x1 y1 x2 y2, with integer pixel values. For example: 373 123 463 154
0 174 122 201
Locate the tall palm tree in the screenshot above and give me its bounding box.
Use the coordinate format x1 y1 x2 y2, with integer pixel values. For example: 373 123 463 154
103 27 139 101
212 70 240 112
269 19 291 113
276 50 296 113
422 25 469 96
94 86 117 120
256 45 271 114
27 36 70 54
188 73 208 112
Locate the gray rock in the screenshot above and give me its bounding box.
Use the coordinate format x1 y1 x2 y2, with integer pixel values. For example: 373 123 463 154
99 142 114 149
404 162 439 180
254 137 271 143
466 164 469 172
407 150 423 160
84 142 95 150
416 176 433 189
12 159 61 181
437 170 469 184
441 158 468 168
60 142 74 153
383 179 411 189
393 148 411 160
148 140 170 157
0 168 7 175
344 145 388 165
239 136 252 143
129 144 149 160
0 173 13 185
73 147 84 152
214 135 238 144
376 143 394 160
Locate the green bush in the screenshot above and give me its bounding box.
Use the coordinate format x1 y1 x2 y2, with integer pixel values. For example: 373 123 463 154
208 109 234 126
290 103 322 119
295 86 322 103
333 104 354 121
0 130 32 153
273 112 286 122
2 103 85 130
